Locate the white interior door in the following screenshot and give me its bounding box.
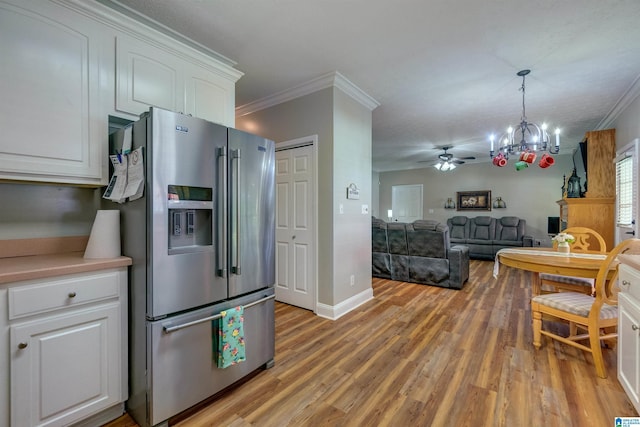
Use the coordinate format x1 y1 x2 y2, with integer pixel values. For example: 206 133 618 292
391 184 423 223
615 139 638 244
275 139 316 311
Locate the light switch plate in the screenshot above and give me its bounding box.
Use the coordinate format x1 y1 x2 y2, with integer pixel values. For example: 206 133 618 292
362 204 369 214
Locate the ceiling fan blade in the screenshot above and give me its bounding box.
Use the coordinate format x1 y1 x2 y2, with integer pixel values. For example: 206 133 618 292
458 156 476 160
452 160 465 165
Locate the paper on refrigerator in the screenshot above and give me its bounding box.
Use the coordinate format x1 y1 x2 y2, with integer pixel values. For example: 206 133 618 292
103 126 145 203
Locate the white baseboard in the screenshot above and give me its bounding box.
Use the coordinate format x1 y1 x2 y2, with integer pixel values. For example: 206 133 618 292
316 287 374 320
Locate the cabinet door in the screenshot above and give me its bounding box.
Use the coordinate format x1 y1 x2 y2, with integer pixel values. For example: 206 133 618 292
619 292 640 414
184 63 235 126
10 303 121 427
0 1 106 185
115 34 183 116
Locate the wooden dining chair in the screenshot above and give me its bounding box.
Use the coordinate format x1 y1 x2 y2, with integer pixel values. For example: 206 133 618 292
537 227 607 295
531 238 640 378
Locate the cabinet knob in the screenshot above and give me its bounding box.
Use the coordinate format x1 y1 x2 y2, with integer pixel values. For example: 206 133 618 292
18 342 28 349
632 325 639 331
68 292 77 298
622 280 631 287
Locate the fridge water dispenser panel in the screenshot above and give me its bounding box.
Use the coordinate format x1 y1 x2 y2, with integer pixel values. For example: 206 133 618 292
167 185 213 255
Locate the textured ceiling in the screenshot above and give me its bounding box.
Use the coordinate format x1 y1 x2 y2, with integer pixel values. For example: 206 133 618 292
105 0 640 171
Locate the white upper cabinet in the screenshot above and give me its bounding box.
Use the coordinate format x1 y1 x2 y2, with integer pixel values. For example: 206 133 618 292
116 33 238 126
0 0 108 185
115 34 182 116
0 0 241 186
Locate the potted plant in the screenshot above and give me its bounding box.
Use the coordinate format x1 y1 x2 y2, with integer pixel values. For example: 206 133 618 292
552 232 576 254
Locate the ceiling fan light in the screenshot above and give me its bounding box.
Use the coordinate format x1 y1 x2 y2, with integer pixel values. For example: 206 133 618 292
434 163 442 170
448 163 456 170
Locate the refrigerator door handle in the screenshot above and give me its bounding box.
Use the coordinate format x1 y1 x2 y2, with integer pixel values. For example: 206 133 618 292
231 148 241 275
217 147 228 278
163 294 275 333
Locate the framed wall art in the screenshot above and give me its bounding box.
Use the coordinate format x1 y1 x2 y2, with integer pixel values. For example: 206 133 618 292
457 190 491 211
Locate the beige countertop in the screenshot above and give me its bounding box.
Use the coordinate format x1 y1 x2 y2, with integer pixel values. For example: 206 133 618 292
0 236 131 284
619 254 640 272
0 251 132 284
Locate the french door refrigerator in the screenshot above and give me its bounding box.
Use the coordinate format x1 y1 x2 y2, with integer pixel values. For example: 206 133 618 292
109 107 275 427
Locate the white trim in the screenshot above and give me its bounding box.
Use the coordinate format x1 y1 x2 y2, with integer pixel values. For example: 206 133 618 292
597 73 640 130
276 135 318 151
236 71 379 117
315 288 374 321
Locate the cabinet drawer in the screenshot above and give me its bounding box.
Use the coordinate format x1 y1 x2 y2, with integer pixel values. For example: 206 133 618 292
8 270 121 320
621 264 640 301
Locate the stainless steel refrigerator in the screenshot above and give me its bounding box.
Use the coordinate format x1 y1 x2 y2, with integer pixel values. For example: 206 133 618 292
108 107 275 427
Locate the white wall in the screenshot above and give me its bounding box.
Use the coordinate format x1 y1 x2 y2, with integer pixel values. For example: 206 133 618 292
332 89 373 304
0 183 99 239
378 154 574 245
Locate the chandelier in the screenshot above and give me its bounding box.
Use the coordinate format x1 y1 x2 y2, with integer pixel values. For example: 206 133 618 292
489 70 560 167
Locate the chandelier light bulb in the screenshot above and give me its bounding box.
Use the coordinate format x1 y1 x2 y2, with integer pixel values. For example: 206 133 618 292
541 123 548 131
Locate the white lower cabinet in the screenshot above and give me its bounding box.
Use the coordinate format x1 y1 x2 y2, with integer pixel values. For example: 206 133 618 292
3 268 127 427
619 263 640 414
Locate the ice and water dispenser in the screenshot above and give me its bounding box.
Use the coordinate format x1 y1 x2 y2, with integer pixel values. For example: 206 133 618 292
167 185 213 254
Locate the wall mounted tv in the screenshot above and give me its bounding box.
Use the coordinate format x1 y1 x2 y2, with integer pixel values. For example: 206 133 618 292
572 141 587 195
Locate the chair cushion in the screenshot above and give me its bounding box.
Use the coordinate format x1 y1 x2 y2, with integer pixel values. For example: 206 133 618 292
539 273 594 288
532 292 617 319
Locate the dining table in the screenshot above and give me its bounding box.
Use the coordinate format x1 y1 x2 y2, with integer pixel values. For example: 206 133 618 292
494 247 612 295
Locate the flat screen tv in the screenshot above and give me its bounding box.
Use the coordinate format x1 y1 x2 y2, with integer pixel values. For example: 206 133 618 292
572 141 587 194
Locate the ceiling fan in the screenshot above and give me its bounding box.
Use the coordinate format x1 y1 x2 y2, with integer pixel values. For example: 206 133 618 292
419 146 476 170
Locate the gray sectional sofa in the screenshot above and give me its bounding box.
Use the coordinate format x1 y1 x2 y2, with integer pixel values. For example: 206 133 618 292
446 216 534 260
372 218 469 289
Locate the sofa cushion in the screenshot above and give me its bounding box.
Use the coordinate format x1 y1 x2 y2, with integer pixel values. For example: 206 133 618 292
372 253 392 279
372 221 389 253
387 223 408 255
495 216 525 242
469 216 496 240
406 221 449 258
447 216 469 241
408 256 449 285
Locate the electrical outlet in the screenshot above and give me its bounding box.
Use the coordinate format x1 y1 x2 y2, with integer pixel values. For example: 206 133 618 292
350 275 355 286
362 204 369 214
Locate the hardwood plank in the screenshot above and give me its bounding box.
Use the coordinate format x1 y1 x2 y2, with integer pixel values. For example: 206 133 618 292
104 260 637 427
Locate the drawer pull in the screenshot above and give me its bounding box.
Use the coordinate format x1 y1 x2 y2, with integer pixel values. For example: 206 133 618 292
622 280 631 287
632 325 639 331
18 342 28 350
68 292 77 298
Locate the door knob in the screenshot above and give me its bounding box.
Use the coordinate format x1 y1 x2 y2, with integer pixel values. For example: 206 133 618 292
68 292 77 298
18 342 28 349
632 325 639 331
292 235 296 240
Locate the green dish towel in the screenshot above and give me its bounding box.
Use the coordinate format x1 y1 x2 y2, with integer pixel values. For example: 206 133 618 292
216 306 246 368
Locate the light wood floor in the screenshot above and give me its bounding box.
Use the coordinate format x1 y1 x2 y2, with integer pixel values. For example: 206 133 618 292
105 260 637 427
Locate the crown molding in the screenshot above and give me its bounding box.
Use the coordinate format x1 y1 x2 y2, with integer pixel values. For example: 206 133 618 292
597 73 640 130
236 71 379 117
